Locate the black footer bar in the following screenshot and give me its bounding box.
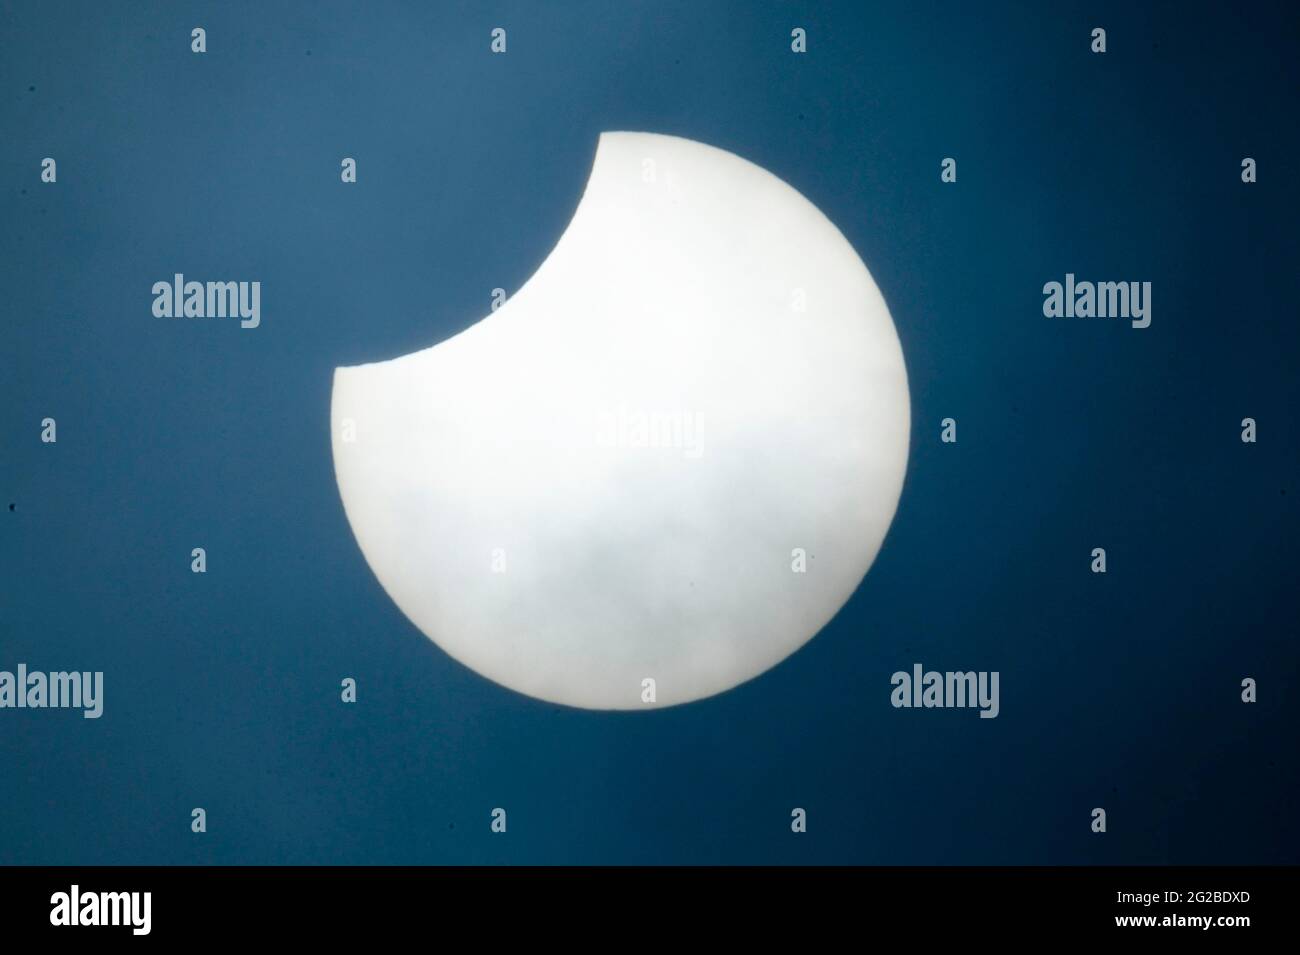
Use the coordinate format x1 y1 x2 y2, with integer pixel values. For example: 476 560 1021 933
0 865 1291 939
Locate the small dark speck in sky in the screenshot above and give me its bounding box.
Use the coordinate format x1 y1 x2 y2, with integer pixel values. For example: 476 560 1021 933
28 85 36 92
8 503 15 512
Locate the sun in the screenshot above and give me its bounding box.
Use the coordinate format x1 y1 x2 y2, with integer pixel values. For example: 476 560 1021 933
331 132 910 709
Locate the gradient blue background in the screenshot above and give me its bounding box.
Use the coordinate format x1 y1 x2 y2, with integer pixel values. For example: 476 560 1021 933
2 1 1297 864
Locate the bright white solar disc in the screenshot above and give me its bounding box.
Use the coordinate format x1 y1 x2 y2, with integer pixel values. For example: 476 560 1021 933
331 132 909 709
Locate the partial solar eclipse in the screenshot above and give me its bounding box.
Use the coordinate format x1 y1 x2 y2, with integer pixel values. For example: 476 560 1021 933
331 132 909 709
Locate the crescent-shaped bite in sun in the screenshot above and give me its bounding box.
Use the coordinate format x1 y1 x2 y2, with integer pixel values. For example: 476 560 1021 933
331 131 910 709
